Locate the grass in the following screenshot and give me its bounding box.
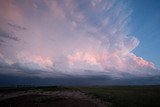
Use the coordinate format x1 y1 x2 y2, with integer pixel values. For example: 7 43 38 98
78 86 160 107
1 85 160 107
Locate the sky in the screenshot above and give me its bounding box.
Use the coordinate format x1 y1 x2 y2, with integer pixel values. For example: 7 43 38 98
0 0 160 85
130 0 160 69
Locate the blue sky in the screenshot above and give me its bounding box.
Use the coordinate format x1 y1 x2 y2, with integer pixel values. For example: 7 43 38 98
130 0 160 68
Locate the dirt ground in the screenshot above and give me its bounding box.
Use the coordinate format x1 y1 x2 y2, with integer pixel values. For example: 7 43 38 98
0 91 109 107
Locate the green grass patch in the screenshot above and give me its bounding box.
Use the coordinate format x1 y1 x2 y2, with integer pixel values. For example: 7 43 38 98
78 86 160 107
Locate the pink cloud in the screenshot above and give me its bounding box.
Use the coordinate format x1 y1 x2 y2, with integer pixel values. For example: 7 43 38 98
44 0 65 19
68 52 97 65
127 53 155 69
67 51 103 71
16 52 54 71
0 0 159 78
66 49 156 76
0 0 24 24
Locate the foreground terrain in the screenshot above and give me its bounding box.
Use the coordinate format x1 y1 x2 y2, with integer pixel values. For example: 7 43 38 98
0 86 160 107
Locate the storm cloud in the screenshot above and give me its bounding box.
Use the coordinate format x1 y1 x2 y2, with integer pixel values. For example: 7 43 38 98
0 0 159 79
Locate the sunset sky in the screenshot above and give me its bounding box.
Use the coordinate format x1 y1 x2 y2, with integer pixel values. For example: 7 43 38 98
0 0 160 85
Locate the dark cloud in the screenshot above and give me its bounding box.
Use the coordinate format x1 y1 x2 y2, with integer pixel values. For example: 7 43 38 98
7 23 27 30
0 39 4 46
0 39 5 43
0 74 160 86
0 30 19 41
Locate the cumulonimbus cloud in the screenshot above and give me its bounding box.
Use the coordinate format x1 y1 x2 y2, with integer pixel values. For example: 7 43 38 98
0 0 159 78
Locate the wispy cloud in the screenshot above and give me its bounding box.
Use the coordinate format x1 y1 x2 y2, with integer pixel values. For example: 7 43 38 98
0 0 159 78
7 23 27 30
0 30 19 41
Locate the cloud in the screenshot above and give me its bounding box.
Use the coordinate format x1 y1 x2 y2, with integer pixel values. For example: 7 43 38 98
0 30 19 41
0 0 159 78
7 23 27 30
16 52 54 71
0 0 23 23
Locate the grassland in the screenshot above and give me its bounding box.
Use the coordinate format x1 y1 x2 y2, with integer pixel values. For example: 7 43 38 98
0 85 160 107
78 85 160 107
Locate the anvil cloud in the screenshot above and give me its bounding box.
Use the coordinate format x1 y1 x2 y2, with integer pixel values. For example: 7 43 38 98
0 0 159 78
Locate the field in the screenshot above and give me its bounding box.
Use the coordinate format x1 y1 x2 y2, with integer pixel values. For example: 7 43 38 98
0 85 160 107
79 86 160 107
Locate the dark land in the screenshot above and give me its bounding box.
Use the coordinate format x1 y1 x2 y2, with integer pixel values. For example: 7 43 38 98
0 85 160 107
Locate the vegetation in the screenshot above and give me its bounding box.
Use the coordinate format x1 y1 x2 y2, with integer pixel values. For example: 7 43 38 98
1 85 160 107
78 86 160 107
